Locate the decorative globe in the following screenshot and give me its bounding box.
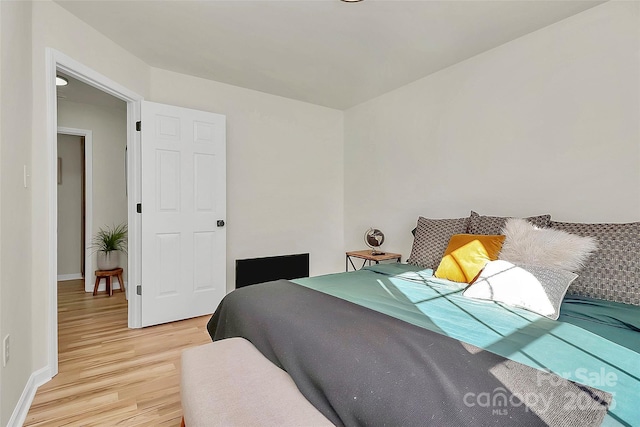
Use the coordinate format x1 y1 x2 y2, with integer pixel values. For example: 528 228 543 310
365 228 385 254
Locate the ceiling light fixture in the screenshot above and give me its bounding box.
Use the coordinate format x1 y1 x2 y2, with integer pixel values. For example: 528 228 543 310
340 0 363 2
56 76 69 86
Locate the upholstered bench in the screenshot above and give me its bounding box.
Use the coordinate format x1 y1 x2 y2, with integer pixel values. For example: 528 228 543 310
180 337 333 427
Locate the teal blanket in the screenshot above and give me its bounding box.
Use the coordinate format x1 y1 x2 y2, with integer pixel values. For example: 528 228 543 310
293 264 640 426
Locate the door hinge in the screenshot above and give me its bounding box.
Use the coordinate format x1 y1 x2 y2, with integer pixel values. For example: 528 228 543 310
137 203 142 213
136 285 142 296
136 121 141 131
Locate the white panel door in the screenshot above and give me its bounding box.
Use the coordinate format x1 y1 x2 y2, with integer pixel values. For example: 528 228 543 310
141 101 226 327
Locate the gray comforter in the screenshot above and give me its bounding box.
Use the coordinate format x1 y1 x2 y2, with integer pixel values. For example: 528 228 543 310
207 280 611 427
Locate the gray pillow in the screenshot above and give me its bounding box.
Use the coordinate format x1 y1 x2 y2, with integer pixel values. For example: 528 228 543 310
467 210 551 235
550 221 640 306
407 216 470 269
464 260 577 320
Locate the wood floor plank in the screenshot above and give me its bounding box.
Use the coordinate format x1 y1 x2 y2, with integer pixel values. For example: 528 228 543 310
25 279 213 426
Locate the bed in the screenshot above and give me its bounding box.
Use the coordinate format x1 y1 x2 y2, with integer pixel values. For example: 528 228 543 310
206 212 640 427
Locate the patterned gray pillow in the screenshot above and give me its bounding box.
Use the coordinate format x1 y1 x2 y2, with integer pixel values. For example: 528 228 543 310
407 216 470 269
464 260 577 320
550 221 640 306
467 211 551 235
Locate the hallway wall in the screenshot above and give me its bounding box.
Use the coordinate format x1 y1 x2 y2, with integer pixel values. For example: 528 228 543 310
57 134 83 278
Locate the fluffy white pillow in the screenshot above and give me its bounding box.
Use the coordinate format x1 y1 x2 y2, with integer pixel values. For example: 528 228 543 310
464 260 577 319
498 218 597 272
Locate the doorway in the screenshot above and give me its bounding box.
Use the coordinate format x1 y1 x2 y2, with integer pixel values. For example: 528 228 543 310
56 129 93 292
46 49 227 380
56 133 86 282
57 72 128 295
47 49 143 378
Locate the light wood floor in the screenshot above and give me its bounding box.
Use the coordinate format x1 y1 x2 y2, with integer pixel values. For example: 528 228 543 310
25 280 212 426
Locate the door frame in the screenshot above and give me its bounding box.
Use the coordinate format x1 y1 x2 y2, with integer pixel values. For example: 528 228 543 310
46 48 143 378
57 127 93 293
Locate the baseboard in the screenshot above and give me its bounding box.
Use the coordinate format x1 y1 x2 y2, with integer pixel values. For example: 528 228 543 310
7 366 51 427
57 273 82 281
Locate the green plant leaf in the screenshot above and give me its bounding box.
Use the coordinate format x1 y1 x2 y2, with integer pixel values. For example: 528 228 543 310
91 223 128 255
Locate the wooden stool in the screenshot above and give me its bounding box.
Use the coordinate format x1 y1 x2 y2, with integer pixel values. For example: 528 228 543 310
93 268 124 296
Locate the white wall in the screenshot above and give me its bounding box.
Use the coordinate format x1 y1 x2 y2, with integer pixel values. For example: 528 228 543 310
58 100 128 288
17 0 639 422
150 68 345 291
0 7 3 419
344 1 640 258
56 134 83 277
1 1 33 424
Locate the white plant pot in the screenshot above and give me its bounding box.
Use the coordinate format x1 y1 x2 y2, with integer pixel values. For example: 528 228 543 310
97 251 119 271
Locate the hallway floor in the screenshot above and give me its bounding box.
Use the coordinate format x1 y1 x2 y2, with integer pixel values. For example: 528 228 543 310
24 279 212 426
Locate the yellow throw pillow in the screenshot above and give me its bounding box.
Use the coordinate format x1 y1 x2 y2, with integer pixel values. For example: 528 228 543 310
434 234 506 283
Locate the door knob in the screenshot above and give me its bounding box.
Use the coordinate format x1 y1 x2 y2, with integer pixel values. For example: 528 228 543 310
217 220 225 227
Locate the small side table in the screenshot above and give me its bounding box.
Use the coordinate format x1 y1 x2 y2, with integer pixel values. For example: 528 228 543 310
93 268 124 296
346 250 401 272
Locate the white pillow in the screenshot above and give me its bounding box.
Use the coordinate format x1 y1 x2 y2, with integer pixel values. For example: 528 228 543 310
498 218 597 272
463 260 577 319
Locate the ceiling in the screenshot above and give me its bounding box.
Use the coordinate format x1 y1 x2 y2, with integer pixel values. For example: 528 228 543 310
57 72 127 110
55 0 604 110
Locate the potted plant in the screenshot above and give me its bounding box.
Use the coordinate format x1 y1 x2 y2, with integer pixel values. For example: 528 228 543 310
92 223 128 271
